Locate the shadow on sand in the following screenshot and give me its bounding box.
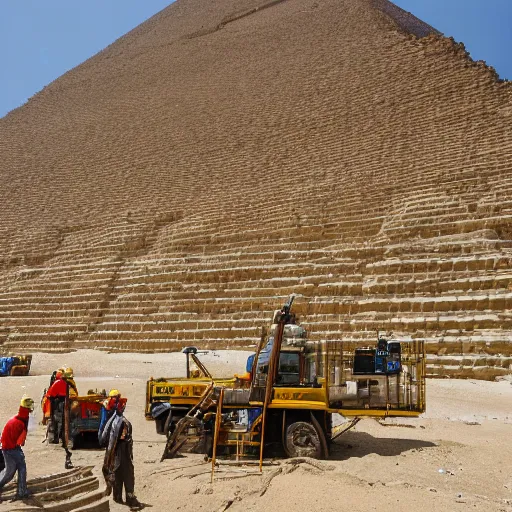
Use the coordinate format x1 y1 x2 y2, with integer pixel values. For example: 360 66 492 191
329 430 437 460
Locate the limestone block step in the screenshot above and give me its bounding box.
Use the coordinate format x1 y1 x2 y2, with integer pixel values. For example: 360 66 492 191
366 254 510 275
90 325 261 340
0 301 103 312
427 354 512 380
97 317 263 332
76 337 257 352
362 272 512 295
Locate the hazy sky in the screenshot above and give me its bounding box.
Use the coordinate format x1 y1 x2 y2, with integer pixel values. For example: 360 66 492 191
0 1 510 118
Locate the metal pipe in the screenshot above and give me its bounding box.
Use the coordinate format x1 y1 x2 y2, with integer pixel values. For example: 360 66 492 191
211 387 224 483
259 320 285 472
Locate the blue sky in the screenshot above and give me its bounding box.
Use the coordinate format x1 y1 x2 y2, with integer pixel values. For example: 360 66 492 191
393 0 511 78
0 1 510 118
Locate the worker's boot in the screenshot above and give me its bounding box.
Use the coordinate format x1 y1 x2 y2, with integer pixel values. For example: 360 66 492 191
64 452 74 470
126 493 142 509
15 493 32 501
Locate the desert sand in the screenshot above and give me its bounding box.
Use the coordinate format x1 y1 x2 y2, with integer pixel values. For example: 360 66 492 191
1 350 511 511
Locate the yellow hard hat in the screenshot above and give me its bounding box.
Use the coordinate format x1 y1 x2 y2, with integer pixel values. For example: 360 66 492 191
56 367 65 378
20 395 35 412
108 389 121 398
64 367 74 378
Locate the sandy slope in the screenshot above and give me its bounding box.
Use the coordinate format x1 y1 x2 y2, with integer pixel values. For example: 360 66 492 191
0 350 511 511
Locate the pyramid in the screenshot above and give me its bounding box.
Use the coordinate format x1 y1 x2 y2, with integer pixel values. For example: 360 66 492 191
0 0 511 379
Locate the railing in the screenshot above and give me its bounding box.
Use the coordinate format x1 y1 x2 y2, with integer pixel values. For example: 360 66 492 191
318 339 425 413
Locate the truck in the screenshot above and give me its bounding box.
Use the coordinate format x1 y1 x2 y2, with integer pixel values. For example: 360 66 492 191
146 346 238 436
146 296 426 460
42 379 114 449
0 355 32 376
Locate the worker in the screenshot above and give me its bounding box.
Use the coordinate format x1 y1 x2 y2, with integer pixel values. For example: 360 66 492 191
99 389 120 433
45 368 68 444
63 367 78 397
0 395 34 500
41 367 64 429
49 367 65 387
99 389 141 509
45 368 74 468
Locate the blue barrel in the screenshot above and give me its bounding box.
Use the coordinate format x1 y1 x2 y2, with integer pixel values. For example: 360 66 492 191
247 407 262 427
0 357 14 376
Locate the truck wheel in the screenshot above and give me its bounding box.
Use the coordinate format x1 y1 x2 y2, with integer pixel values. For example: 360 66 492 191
284 421 323 459
155 418 165 435
164 413 176 439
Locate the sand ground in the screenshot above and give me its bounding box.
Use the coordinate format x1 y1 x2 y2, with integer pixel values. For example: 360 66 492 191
0 350 511 512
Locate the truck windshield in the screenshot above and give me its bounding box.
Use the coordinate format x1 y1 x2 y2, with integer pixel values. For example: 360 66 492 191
276 352 300 386
253 338 302 387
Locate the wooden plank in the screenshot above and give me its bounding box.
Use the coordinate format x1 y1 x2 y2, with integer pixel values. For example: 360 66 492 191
2 467 94 493
1 471 96 501
37 489 108 512
3 496 109 512
72 497 110 512
1 507 41 512
38 477 99 502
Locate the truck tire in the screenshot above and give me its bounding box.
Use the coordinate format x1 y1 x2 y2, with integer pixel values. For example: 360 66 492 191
155 417 166 435
284 421 323 459
164 412 187 438
164 412 175 439
150 403 171 435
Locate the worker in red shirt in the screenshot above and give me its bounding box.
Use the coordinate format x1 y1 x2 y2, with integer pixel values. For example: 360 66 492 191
45 368 69 444
0 395 34 499
45 368 74 468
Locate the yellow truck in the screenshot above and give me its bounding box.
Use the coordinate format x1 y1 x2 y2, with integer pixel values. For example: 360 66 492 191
146 296 426 460
146 347 237 436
